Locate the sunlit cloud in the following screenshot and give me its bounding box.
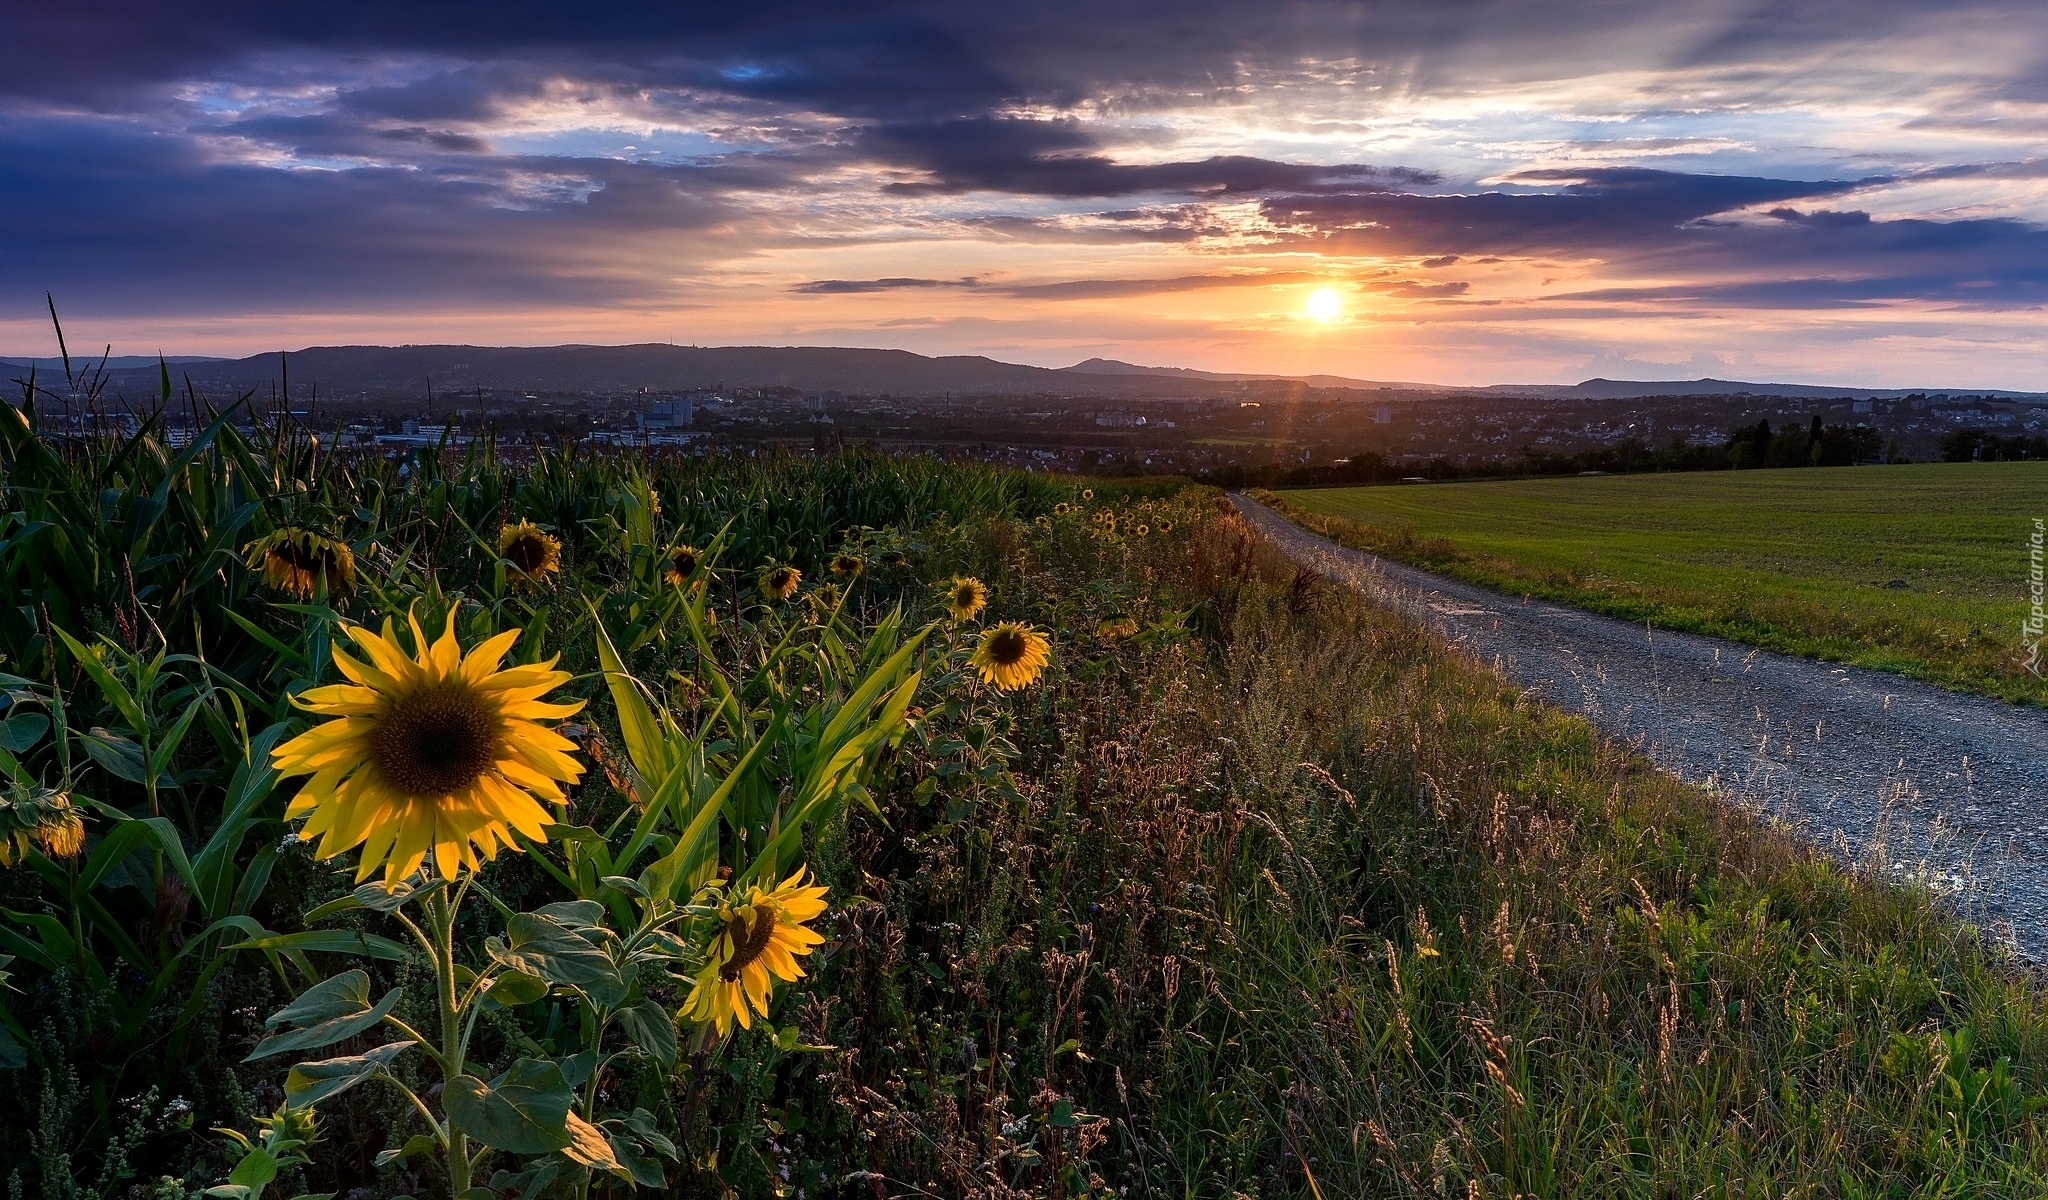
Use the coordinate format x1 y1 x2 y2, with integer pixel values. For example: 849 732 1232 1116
3 0 2048 386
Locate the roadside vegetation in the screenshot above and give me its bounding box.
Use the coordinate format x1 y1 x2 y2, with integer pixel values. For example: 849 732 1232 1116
3 367 2047 1198
1261 463 2048 706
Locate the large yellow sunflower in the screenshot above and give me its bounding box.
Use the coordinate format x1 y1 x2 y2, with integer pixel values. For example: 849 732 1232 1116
662 545 701 587
498 521 562 584
271 611 586 885
683 869 829 1036
245 529 356 600
943 577 988 622
969 622 1051 691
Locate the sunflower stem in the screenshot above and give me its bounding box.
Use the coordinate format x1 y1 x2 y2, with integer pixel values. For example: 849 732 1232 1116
426 887 473 1198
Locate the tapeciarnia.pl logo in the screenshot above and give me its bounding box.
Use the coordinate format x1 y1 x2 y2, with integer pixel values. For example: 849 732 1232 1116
2024 517 2046 678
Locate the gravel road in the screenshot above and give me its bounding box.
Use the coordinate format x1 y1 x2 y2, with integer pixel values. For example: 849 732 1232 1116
1233 494 2048 956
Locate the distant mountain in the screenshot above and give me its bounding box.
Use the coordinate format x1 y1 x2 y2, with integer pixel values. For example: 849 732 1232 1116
0 355 227 372
1063 357 1440 391
1480 377 2048 401
6 345 2041 404
15 344 1215 400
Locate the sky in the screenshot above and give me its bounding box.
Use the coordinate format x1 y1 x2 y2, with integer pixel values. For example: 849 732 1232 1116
5 1 2048 387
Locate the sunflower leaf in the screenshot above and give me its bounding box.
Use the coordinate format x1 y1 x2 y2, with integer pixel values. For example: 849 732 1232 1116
283 1041 411 1110
488 913 626 1007
263 971 371 1029
248 984 402 1061
614 1001 678 1067
443 1058 574 1154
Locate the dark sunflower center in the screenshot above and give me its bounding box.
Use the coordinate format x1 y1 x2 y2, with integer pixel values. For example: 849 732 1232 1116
953 585 977 605
768 569 794 591
371 686 498 798
987 629 1029 666
719 903 779 981
504 534 551 575
672 550 698 576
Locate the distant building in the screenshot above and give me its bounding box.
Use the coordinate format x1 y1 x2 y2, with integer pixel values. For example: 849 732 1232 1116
640 397 693 430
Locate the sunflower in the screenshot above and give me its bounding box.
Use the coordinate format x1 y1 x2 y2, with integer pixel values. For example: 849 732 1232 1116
0 786 85 867
759 565 802 601
663 545 701 587
498 521 562 585
1096 616 1139 640
1081 488 1094 501
271 611 586 885
806 582 845 619
878 549 907 568
683 868 830 1036
969 622 1051 691
1052 502 1071 517
943 576 988 622
829 553 863 578
1135 524 1150 537
245 529 356 600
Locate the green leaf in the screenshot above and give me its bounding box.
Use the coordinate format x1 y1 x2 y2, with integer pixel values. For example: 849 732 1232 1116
614 1001 678 1067
531 899 606 930
0 1024 24 1070
485 971 549 1007
609 1136 668 1189
228 1146 279 1191
373 1134 441 1169
231 929 412 962
443 1058 574 1155
248 983 402 1061
263 971 371 1029
621 1109 678 1160
486 913 624 1007
0 712 47 754
284 1041 411 1110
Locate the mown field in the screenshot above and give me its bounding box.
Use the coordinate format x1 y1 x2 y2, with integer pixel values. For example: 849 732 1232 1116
1269 462 2048 705
5 382 2048 1200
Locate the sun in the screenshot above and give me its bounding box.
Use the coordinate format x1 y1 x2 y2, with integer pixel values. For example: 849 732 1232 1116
1304 287 1345 322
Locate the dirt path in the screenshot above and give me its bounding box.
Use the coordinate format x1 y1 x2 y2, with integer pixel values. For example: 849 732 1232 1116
1234 494 2048 956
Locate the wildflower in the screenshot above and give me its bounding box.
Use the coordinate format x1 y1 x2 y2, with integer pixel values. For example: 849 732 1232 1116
970 622 1051 691
943 577 988 622
245 529 356 600
1052 503 1071 516
683 869 830 1036
760 565 802 601
829 553 863 578
498 521 562 584
271 610 585 885
663 545 701 587
1096 616 1138 640
1081 488 1094 501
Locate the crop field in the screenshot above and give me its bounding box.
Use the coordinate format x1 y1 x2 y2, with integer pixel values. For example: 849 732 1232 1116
5 381 2048 1199
1270 462 2048 704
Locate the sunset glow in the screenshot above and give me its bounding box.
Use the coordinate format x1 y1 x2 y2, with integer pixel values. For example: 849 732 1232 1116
5 3 2048 386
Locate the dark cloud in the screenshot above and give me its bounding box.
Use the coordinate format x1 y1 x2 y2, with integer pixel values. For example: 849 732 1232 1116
861 117 1432 197
794 277 978 293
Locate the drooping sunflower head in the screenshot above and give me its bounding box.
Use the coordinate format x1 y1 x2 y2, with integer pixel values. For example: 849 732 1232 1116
943 576 988 622
245 529 356 600
1096 616 1139 640
878 549 907 568
0 785 85 867
271 610 586 884
683 868 830 1036
663 545 701 587
829 553 863 578
498 521 562 585
969 621 1051 691
806 582 845 620
760 564 802 601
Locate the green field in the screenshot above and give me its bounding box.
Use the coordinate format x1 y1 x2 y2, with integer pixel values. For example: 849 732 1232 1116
1270 462 2048 704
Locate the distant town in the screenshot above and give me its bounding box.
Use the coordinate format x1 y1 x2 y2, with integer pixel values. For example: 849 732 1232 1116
7 343 2045 481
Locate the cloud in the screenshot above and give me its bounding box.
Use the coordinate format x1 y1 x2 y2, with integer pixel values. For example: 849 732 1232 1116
794 277 979 293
